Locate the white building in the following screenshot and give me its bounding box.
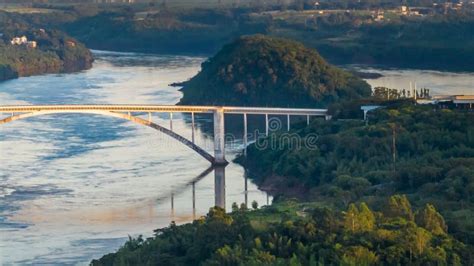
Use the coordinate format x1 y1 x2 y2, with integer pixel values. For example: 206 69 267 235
10 36 37 49
11 36 28 45
27 41 37 49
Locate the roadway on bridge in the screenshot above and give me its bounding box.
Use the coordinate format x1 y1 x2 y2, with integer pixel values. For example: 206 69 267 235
0 105 328 116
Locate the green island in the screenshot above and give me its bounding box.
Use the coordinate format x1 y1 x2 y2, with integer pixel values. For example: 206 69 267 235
178 35 371 107
0 11 93 81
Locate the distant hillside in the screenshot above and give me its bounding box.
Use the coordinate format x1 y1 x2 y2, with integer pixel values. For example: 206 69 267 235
178 35 371 107
0 11 93 81
44 7 474 71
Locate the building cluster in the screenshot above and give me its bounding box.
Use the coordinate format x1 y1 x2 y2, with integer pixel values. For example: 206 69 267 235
397 1 468 17
10 36 37 48
418 95 474 109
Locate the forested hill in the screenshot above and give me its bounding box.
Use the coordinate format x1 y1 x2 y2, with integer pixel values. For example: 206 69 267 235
92 198 471 265
239 104 474 246
0 11 93 81
178 35 371 107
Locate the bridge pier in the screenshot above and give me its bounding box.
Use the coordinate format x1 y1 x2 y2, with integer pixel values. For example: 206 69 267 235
169 112 173 131
191 112 195 144
192 182 196 220
287 114 290 131
214 166 226 209
265 114 269 136
243 113 248 156
213 108 228 165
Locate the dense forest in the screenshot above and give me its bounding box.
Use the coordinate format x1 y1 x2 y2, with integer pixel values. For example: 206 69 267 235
0 11 93 81
239 104 474 245
91 104 474 265
178 35 371 107
92 197 472 265
17 3 474 71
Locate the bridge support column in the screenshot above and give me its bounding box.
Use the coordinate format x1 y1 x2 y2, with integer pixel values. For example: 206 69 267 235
214 166 226 209
169 113 173 131
265 114 269 136
192 182 196 220
287 114 290 131
191 112 195 144
243 113 248 155
244 170 248 207
171 192 175 218
213 108 227 165
307 115 310 126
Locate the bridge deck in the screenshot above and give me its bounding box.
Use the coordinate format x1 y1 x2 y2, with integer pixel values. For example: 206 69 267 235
0 105 327 116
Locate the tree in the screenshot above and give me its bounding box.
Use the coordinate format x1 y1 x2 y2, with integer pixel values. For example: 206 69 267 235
384 195 414 221
343 203 375 233
341 246 378 265
232 202 239 212
252 200 259 210
344 203 359 232
404 224 432 258
358 203 375 232
415 204 447 235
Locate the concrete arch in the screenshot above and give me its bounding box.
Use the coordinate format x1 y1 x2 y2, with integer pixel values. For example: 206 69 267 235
0 110 215 163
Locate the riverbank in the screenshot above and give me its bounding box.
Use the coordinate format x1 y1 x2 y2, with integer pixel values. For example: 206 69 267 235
0 11 94 82
0 42 93 82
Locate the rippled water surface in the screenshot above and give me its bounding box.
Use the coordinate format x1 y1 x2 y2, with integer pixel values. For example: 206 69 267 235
0 51 270 265
0 52 472 265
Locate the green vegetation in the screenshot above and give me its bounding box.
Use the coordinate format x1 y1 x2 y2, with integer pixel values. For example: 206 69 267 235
15 3 474 71
239 104 474 245
91 106 474 265
179 35 371 107
91 197 472 265
0 11 93 81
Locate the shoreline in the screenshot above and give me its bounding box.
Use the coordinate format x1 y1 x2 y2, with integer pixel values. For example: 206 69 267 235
0 59 94 82
5 48 474 84
81 45 474 73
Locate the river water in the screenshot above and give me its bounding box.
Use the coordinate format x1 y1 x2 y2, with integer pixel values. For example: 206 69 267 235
0 51 271 265
358 66 474 95
0 51 472 265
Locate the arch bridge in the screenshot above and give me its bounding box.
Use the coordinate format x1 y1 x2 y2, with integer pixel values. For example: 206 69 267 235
0 105 328 165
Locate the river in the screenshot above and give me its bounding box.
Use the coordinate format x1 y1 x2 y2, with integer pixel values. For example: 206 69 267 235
358 66 474 95
0 51 271 265
0 51 472 265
